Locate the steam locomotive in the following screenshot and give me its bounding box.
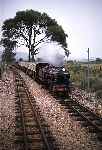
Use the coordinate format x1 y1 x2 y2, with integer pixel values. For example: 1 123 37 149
16 61 70 96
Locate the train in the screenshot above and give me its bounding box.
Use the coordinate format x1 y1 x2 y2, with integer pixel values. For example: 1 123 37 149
15 61 70 97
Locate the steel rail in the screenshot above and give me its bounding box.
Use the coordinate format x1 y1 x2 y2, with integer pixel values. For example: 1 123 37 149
16 78 30 150
20 75 52 150
58 98 102 140
15 73 53 150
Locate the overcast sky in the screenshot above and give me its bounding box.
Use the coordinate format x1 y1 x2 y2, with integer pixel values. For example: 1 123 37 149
0 0 102 60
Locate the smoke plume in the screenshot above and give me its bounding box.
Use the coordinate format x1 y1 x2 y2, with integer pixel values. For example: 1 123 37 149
37 42 65 66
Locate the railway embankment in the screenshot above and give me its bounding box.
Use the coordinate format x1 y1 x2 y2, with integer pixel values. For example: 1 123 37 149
0 69 15 149
71 88 102 117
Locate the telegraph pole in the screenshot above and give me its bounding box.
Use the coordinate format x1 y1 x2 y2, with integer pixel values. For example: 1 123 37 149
87 48 90 92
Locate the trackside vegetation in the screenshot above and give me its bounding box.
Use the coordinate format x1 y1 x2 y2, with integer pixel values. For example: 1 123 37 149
65 60 102 100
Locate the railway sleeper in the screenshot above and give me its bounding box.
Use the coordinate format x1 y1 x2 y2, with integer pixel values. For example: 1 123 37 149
22 106 33 110
78 108 88 112
26 126 39 133
24 118 36 123
67 109 77 113
15 102 21 107
15 122 23 128
16 84 24 88
26 136 42 142
80 121 93 127
64 105 72 109
93 120 102 126
15 137 25 144
73 116 85 121
15 111 21 116
44 135 55 141
87 126 99 133
15 130 24 136
82 112 93 116
25 123 39 128
15 100 21 105
15 108 21 113
97 133 102 141
15 113 22 118
14 144 25 150
43 130 52 136
79 112 95 119
19 92 28 98
40 123 49 127
23 111 34 116
18 93 27 98
15 135 43 143
23 114 34 118
85 116 98 121
69 112 80 117
24 124 39 128
25 123 39 129
26 130 40 135
58 101 66 106
23 111 33 116
68 103 79 107
73 107 87 112
15 94 21 99
28 145 46 150
15 116 22 122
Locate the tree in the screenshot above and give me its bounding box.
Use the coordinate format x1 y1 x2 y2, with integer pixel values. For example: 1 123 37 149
96 58 102 63
2 10 68 61
19 58 23 62
2 48 16 63
96 90 102 99
1 38 16 63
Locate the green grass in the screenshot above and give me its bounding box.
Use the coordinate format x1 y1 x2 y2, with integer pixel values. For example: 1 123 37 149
65 62 102 98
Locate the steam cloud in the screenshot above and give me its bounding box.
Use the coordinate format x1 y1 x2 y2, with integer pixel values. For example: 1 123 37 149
37 42 65 66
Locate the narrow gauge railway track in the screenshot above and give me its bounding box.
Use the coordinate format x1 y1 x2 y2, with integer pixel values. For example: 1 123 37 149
14 72 59 150
57 97 102 141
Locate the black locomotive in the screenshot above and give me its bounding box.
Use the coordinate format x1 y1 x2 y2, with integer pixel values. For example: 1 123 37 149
16 62 70 97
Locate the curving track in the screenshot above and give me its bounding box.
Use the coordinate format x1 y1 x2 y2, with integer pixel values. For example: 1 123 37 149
14 71 59 150
57 97 102 141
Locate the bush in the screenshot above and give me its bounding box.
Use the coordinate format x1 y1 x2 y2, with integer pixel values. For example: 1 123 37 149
95 90 102 99
92 79 102 91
